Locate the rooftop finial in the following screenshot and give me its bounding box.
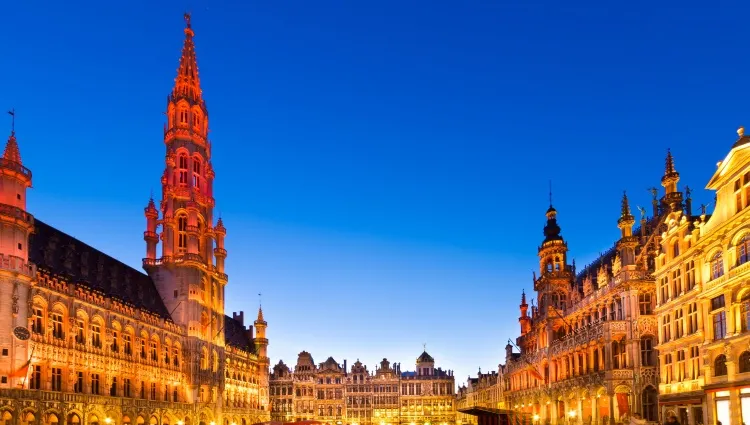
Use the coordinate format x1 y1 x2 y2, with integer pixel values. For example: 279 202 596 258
621 191 631 217
258 292 262 307
423 342 426 352
739 126 745 138
7 109 15 135
549 180 553 208
184 12 191 29
665 148 676 175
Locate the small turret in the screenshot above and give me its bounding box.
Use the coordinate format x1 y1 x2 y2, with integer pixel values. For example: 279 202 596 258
0 117 34 262
144 197 159 260
661 149 684 213
617 191 635 238
214 217 227 273
254 306 268 359
519 290 531 335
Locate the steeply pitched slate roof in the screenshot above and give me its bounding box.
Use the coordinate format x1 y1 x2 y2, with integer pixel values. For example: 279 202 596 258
224 315 255 352
29 218 173 320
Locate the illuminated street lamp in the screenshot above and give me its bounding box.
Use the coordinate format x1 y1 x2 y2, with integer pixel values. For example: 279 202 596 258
104 419 112 424
532 415 540 423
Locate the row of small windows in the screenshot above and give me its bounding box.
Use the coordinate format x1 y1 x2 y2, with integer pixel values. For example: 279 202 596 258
658 261 696 305
177 154 204 189
31 304 181 366
175 108 204 132
27 366 181 401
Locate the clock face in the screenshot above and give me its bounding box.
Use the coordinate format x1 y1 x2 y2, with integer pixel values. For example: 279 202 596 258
13 326 30 341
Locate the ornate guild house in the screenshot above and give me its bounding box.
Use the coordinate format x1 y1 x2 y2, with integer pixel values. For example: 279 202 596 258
269 351 455 425
0 14 270 425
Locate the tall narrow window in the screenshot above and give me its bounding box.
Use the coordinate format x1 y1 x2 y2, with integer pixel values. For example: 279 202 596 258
687 303 699 334
640 337 655 366
177 215 188 253
663 354 673 383
74 372 83 393
150 341 158 361
32 307 43 334
124 333 132 355
178 154 188 185
639 293 653 315
51 312 64 339
672 269 683 298
689 346 700 380
676 350 686 381
29 365 41 390
741 292 750 332
91 373 100 395
91 324 101 348
675 309 685 339
192 158 201 189
685 261 696 290
738 236 750 266
179 108 188 125
711 252 724 280
662 314 672 343
711 295 727 340
75 319 85 344
51 367 62 391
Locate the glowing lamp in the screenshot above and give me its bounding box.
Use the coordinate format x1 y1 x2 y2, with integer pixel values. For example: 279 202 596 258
568 411 576 418
104 419 112 425
533 415 540 422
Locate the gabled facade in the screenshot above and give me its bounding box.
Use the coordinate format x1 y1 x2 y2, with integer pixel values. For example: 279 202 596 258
268 351 455 425
654 127 750 425
0 14 269 425
500 159 687 424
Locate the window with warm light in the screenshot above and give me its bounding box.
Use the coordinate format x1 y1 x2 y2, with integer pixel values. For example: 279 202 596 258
711 252 724 280
177 215 188 253
51 312 64 339
178 154 188 185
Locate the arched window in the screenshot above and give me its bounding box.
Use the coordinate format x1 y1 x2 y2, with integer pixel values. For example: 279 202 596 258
714 354 728 376
711 252 724 280
641 386 658 421
192 158 201 189
179 108 188 125
738 235 750 266
178 154 188 185
201 347 209 370
177 215 188 253
741 292 750 332
739 351 750 373
640 336 656 366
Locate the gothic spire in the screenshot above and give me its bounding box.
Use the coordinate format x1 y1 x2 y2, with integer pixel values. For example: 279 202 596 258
3 132 21 165
173 13 202 103
661 148 680 195
620 191 631 218
665 148 676 175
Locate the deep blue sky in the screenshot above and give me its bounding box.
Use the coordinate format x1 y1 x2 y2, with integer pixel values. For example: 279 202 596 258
2 0 748 383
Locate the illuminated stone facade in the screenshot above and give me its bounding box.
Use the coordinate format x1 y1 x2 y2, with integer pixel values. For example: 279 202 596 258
455 370 501 425
0 14 269 425
269 352 455 425
654 128 750 425
498 163 693 424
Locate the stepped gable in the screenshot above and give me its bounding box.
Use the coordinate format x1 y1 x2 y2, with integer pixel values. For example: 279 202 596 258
29 218 172 320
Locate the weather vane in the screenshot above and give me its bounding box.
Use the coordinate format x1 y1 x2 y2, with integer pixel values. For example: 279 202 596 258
258 292 262 307
7 109 15 134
